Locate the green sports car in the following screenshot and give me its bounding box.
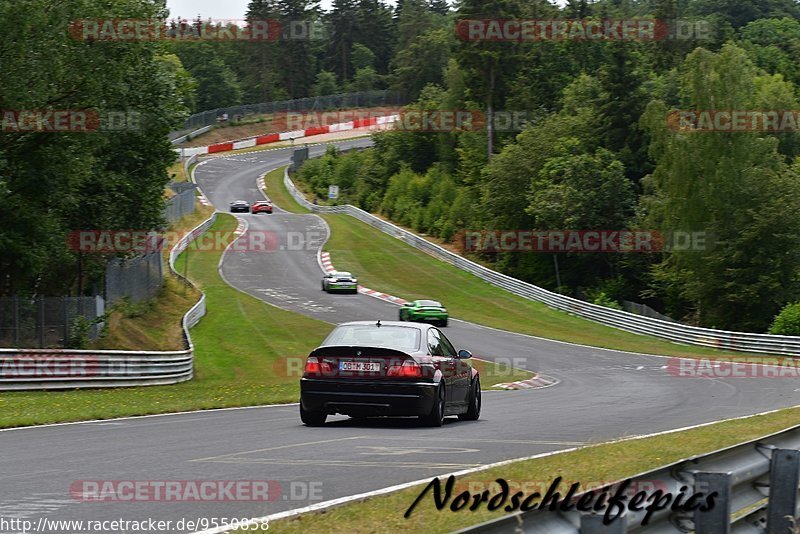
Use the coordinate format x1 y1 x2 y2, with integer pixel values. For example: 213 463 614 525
398 300 448 327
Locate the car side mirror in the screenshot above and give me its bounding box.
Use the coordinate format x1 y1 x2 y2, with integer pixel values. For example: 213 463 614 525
457 350 472 359
403 303 413 307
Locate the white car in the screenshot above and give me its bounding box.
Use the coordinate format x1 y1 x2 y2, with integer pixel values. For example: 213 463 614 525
322 271 358 294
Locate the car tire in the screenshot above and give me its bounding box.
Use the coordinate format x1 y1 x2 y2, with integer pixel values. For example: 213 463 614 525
440 319 448 327
459 378 481 421
300 405 327 426
420 384 445 427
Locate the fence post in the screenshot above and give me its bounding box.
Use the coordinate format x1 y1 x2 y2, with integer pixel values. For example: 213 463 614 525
38 297 45 348
13 296 19 346
694 472 731 534
766 449 800 534
63 295 69 345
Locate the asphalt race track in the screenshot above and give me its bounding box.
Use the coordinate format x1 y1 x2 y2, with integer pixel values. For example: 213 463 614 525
2 139 799 533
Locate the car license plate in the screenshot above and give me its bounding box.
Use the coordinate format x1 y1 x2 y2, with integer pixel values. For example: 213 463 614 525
339 361 380 372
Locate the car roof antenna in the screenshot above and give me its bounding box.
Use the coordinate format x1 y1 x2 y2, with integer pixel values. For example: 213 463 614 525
376 320 381 327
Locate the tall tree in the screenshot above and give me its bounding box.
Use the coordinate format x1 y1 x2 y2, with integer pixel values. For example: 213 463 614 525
641 44 800 330
455 0 524 159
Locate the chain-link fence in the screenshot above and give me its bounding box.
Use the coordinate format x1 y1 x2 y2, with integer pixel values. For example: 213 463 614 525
105 249 164 306
164 184 197 223
622 300 677 323
0 296 104 348
178 90 408 131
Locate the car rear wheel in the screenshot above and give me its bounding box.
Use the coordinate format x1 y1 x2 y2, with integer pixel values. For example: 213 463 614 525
300 405 327 426
420 384 445 427
440 319 448 327
459 378 481 421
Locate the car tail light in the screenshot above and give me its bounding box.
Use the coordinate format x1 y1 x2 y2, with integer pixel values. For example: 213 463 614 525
387 360 422 378
304 357 332 377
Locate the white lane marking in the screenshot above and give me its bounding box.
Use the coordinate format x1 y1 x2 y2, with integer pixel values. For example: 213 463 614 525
190 436 364 462
356 446 479 456
0 403 300 434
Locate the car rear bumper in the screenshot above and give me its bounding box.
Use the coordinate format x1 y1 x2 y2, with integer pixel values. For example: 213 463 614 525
300 378 437 416
410 313 447 322
327 284 357 291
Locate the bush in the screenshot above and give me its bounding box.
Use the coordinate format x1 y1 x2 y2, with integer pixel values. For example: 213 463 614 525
591 291 624 311
769 302 800 335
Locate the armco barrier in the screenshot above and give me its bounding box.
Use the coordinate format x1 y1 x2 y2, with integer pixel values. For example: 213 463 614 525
171 125 213 146
455 424 800 533
0 214 217 391
284 167 800 356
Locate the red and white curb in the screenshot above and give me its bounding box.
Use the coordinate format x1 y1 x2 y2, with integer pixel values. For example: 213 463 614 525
493 375 559 390
176 114 399 158
319 252 408 306
320 252 335 273
234 219 246 237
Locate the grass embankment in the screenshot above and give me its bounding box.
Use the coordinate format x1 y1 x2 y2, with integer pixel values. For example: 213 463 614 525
270 168 775 361
267 406 800 533
92 206 213 351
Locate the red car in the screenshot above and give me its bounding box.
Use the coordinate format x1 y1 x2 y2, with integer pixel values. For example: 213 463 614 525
252 201 273 214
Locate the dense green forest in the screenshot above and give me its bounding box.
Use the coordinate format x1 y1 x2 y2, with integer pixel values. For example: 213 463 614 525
291 0 800 332
4 0 800 334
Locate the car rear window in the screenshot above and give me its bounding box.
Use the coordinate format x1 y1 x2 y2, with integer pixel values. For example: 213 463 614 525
418 300 442 307
323 325 420 351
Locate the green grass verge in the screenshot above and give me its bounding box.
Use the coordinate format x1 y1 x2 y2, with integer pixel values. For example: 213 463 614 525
263 167 310 214
266 404 800 533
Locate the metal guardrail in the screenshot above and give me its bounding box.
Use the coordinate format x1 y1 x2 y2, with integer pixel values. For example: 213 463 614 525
284 165 800 356
177 89 406 131
0 214 217 390
171 125 213 146
454 424 800 533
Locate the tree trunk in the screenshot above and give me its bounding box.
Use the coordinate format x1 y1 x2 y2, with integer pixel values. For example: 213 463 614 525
487 62 495 161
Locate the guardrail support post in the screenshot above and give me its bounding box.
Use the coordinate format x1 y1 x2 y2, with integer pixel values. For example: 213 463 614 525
581 513 627 533
766 449 800 534
694 472 731 534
